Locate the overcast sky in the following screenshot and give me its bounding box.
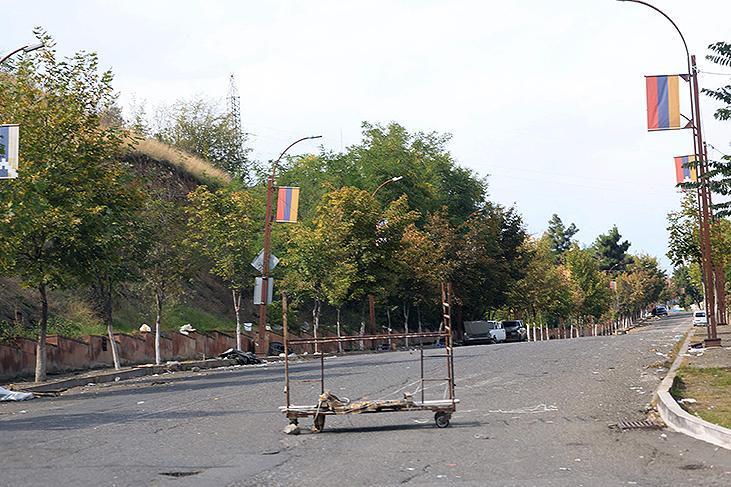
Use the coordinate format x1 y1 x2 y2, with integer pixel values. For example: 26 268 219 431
5 0 731 268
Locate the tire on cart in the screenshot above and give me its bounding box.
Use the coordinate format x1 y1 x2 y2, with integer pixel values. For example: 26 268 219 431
434 411 451 428
312 413 326 432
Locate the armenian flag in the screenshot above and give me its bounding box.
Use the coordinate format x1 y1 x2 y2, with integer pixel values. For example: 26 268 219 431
646 75 681 131
0 124 19 179
276 186 300 223
674 155 698 184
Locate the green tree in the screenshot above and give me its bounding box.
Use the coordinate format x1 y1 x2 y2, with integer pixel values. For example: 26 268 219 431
186 187 259 349
0 30 130 381
139 199 191 364
152 96 250 179
545 214 579 262
564 246 612 325
83 166 149 370
593 225 631 272
667 192 701 267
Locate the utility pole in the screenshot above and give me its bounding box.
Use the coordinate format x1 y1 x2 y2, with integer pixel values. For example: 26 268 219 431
367 176 403 338
617 0 721 346
690 55 721 346
257 136 322 356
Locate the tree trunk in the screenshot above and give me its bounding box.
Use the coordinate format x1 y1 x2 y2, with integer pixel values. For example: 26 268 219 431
403 302 410 348
102 276 121 370
336 307 343 354
154 288 163 365
232 289 242 350
34 284 49 382
417 306 423 334
359 321 365 351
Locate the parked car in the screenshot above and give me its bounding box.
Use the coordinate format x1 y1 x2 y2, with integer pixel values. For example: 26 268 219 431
501 320 528 342
268 341 285 356
463 321 506 345
692 311 708 326
652 305 668 316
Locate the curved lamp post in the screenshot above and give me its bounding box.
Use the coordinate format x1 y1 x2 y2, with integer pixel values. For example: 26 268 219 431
257 135 322 355
617 0 721 346
371 175 403 196
0 42 44 66
366 175 403 341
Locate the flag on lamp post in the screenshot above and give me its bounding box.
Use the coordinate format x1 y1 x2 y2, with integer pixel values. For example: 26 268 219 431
674 155 698 184
646 75 684 131
0 124 19 179
276 186 300 223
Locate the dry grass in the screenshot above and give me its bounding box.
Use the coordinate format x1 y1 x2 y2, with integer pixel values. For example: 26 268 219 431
671 366 731 429
128 138 231 185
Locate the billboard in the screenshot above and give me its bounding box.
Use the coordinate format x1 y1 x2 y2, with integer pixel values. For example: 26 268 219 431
0 124 19 179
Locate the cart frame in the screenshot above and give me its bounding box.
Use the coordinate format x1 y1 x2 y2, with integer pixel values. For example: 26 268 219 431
279 290 457 431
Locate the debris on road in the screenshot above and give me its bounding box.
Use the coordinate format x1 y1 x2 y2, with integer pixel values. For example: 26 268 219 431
283 423 300 435
218 348 261 365
0 386 34 402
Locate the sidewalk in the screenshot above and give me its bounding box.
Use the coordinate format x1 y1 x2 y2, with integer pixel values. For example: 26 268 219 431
671 325 731 430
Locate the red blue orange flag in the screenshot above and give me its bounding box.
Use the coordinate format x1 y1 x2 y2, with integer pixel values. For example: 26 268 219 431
674 155 697 184
276 186 300 223
646 75 682 131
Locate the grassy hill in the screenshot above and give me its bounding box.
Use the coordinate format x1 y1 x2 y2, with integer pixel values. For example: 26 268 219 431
0 139 252 340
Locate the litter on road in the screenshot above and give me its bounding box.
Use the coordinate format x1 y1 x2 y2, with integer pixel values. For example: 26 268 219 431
0 386 34 402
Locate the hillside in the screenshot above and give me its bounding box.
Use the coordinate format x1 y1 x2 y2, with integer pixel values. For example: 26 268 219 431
0 140 252 339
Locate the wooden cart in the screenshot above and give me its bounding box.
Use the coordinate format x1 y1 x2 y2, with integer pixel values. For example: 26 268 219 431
279 287 457 432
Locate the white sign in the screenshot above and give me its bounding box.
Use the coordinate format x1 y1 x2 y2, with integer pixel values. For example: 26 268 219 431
0 124 20 180
251 249 279 273
253 277 274 305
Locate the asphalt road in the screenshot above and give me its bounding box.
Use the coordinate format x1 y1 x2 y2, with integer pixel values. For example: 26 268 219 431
2 313 730 486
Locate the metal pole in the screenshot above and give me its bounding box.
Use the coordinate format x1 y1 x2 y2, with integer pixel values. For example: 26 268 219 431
257 135 322 356
617 0 720 346
366 176 403 346
282 292 290 408
320 348 325 394
0 43 44 66
690 56 720 346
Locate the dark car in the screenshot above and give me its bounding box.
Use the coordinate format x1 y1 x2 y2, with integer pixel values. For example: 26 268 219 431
501 320 527 342
652 305 668 316
268 341 285 356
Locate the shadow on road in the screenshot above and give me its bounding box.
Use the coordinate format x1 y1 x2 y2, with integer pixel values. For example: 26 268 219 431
320 419 483 434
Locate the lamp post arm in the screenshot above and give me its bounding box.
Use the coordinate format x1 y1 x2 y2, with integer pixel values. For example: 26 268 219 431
271 135 322 179
0 46 28 66
617 0 690 71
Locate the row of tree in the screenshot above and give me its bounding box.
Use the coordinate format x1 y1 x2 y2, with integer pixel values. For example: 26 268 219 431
1 31 670 383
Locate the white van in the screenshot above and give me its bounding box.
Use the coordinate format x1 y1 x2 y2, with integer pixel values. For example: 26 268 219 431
463 321 507 344
693 311 708 326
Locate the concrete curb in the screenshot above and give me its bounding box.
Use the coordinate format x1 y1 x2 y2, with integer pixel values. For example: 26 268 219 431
655 325 731 450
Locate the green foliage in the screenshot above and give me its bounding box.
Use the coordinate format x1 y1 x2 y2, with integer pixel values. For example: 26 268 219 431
186 186 260 290
666 192 701 267
593 225 631 272
671 265 703 308
151 95 251 179
275 122 487 224
564 246 612 322
545 214 579 262
616 255 667 316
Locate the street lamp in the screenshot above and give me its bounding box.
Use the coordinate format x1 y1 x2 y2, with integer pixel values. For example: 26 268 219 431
0 42 45 66
371 175 403 196
617 0 721 347
366 175 403 341
257 135 322 356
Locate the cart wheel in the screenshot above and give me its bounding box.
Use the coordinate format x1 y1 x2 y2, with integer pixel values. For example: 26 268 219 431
434 412 451 428
312 414 326 432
